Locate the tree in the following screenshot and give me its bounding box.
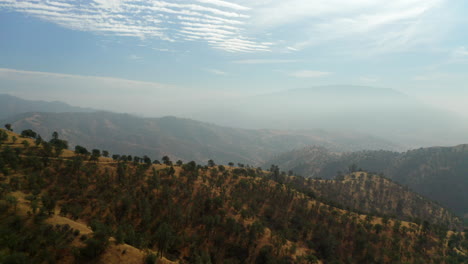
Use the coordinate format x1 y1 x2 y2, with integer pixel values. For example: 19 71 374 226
49 132 68 156
4 123 12 131
102 150 109 157
207 159 216 167
41 192 56 215
52 131 59 140
168 166 175 176
22 140 29 148
143 155 152 165
155 223 175 258
35 135 42 146
0 129 8 143
75 145 89 155
5 195 18 211
162 156 172 166
90 149 101 161
145 253 158 264
228 162 234 167
148 168 160 189
20 129 37 138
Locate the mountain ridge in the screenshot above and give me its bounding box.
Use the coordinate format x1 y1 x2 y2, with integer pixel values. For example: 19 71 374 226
1 110 401 165
264 145 468 218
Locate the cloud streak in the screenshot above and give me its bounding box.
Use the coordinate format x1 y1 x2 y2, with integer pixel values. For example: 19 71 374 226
204 68 228 75
250 0 447 53
0 0 268 52
232 59 298 64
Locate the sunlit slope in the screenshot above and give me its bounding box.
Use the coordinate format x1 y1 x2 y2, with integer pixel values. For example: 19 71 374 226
0 128 466 263
265 145 468 218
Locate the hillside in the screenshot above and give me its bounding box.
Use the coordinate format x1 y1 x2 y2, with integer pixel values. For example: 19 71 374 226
1 110 399 165
284 171 461 229
0 128 466 263
264 145 468 219
0 94 93 119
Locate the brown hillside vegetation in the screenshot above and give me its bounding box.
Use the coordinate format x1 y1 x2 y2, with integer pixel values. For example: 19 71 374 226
0 128 466 263
285 171 461 229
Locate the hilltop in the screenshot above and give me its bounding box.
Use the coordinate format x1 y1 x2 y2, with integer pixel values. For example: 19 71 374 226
0 128 466 263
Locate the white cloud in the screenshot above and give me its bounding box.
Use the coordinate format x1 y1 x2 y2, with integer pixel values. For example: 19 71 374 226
205 68 227 75
249 0 447 53
290 70 331 78
0 0 269 53
232 59 297 64
452 46 468 57
196 0 250 11
0 0 455 54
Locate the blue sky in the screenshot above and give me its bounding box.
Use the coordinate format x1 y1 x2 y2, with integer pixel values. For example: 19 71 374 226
0 0 467 116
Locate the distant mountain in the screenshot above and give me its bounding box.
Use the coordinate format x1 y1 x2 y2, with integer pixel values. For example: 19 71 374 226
193 85 468 148
264 145 468 218
0 94 93 119
1 111 399 165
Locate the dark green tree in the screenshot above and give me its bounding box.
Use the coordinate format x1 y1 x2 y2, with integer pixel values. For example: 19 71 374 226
162 156 172 166
74 145 89 155
20 129 37 139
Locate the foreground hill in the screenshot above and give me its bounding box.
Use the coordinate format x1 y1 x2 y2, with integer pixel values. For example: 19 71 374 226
0 129 466 263
264 145 468 219
1 111 399 165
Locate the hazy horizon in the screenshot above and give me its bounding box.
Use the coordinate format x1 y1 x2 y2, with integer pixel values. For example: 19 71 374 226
1 0 467 118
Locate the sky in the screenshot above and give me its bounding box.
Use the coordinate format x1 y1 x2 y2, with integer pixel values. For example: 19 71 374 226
0 0 467 117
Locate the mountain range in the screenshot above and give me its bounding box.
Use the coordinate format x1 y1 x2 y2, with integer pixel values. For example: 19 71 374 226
191 85 468 148
0 94 400 165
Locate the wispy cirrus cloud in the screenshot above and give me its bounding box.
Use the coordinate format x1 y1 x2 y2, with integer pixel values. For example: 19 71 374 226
452 46 468 58
232 59 298 64
204 68 228 75
0 0 269 52
249 0 447 53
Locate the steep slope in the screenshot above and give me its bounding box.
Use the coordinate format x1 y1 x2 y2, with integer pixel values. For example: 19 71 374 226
1 111 399 165
0 94 93 119
286 172 461 228
264 145 468 218
1 129 466 263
